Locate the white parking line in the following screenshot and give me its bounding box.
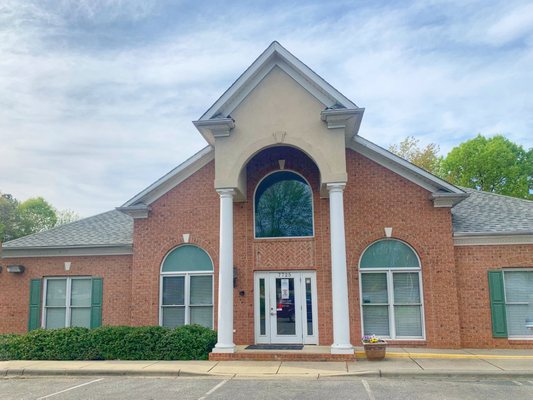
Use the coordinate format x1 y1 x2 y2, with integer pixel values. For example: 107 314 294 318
36 378 104 399
512 380 523 386
361 379 376 400
528 380 533 385
198 379 229 400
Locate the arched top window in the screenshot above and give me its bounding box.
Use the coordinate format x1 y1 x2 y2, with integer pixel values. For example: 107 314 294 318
360 239 419 269
160 245 213 329
161 245 213 273
254 171 313 238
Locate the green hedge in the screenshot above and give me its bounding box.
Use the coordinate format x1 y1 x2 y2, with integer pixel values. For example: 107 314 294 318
0 325 217 361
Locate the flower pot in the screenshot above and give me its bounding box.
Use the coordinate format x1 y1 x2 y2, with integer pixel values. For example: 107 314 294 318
363 342 387 361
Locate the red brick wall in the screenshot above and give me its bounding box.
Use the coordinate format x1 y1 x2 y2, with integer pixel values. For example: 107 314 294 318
4 145 529 349
126 145 464 347
455 244 533 348
344 149 461 348
130 161 221 326
0 255 132 334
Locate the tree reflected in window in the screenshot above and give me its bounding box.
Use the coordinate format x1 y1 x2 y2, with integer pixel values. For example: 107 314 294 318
255 171 313 238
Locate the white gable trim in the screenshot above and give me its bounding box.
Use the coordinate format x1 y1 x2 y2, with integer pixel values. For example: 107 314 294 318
349 135 466 196
121 146 214 208
199 41 358 123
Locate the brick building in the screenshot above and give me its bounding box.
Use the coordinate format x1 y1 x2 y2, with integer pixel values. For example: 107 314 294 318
2 42 532 354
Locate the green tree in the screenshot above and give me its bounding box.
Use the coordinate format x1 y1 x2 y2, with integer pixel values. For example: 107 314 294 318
56 209 80 226
0 193 20 242
389 136 442 174
17 197 58 237
441 134 532 199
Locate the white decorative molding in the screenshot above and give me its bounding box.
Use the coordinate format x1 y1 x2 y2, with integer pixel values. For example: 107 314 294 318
193 118 235 141
273 131 286 143
326 182 346 193
321 108 365 141
454 233 533 246
1 245 133 258
385 227 393 238
64 262 71 271
182 233 190 243
430 192 467 208
278 159 286 170
116 204 151 219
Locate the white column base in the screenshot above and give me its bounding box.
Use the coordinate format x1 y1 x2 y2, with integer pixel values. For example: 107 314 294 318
330 344 354 355
212 344 236 354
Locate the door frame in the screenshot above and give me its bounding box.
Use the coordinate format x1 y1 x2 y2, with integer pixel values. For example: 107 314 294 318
253 270 319 345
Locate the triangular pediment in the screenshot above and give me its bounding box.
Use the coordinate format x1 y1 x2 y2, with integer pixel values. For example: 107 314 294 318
194 41 363 144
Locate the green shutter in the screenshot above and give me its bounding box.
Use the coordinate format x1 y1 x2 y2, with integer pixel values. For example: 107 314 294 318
488 270 508 338
28 279 42 331
90 278 103 328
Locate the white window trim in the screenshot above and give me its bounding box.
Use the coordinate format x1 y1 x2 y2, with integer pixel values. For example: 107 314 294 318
502 269 533 339
253 169 315 240
159 271 214 328
41 276 92 329
358 239 426 341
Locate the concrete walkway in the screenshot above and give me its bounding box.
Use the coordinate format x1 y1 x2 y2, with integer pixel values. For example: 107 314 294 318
2 348 533 379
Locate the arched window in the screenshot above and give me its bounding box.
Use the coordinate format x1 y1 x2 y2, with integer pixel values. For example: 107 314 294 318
254 171 313 238
160 245 213 329
359 239 424 339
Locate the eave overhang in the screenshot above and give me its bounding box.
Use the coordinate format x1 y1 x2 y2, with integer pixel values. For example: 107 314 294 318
1 244 133 258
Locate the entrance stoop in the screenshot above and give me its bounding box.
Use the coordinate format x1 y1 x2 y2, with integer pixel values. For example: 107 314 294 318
209 345 356 361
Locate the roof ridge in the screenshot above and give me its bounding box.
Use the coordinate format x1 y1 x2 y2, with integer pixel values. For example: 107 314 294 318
2 210 125 246
460 187 533 204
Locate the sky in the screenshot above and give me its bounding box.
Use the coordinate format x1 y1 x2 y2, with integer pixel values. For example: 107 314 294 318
1 0 532 217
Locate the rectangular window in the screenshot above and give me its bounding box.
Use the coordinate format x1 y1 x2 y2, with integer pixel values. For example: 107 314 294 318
44 277 92 329
361 271 424 339
503 270 533 338
161 273 213 329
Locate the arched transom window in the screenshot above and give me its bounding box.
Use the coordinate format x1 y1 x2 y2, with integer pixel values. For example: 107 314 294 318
254 170 313 238
160 245 213 329
359 239 424 339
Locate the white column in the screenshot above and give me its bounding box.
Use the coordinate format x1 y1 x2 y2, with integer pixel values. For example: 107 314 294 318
213 188 235 353
328 183 354 354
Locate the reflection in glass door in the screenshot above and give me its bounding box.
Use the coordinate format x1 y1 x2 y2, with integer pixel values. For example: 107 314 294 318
254 271 318 344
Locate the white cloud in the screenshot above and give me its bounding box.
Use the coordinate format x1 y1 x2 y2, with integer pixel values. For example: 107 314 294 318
0 0 532 216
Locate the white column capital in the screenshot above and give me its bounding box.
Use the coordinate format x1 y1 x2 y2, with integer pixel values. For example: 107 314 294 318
216 188 235 198
326 182 346 193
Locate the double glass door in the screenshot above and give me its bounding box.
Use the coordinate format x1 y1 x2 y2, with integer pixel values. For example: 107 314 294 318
254 271 318 344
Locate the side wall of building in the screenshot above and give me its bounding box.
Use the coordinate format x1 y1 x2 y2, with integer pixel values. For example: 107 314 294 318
455 244 533 348
0 255 132 334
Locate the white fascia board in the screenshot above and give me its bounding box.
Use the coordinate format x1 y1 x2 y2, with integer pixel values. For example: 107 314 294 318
350 136 466 195
121 146 214 208
1 245 133 258
198 41 358 122
454 233 533 246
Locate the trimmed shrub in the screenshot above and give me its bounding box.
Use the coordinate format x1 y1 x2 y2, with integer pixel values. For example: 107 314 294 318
0 325 216 361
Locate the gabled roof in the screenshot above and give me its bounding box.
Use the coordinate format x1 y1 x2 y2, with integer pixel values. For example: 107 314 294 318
452 188 533 235
194 41 363 144
1 210 133 258
350 135 467 199
120 146 214 210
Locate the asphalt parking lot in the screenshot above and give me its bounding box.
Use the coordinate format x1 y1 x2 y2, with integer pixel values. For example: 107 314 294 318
1 376 533 400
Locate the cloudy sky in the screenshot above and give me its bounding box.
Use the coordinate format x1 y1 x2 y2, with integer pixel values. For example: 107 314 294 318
1 0 532 217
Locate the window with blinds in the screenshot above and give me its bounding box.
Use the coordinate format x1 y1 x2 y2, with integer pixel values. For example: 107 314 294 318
160 245 214 329
44 277 92 329
503 270 533 337
360 239 424 339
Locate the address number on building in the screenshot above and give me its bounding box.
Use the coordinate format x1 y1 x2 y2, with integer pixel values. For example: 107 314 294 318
277 272 292 278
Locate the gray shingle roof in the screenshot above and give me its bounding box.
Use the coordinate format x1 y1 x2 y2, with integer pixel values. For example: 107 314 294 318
2 210 133 248
452 188 533 235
